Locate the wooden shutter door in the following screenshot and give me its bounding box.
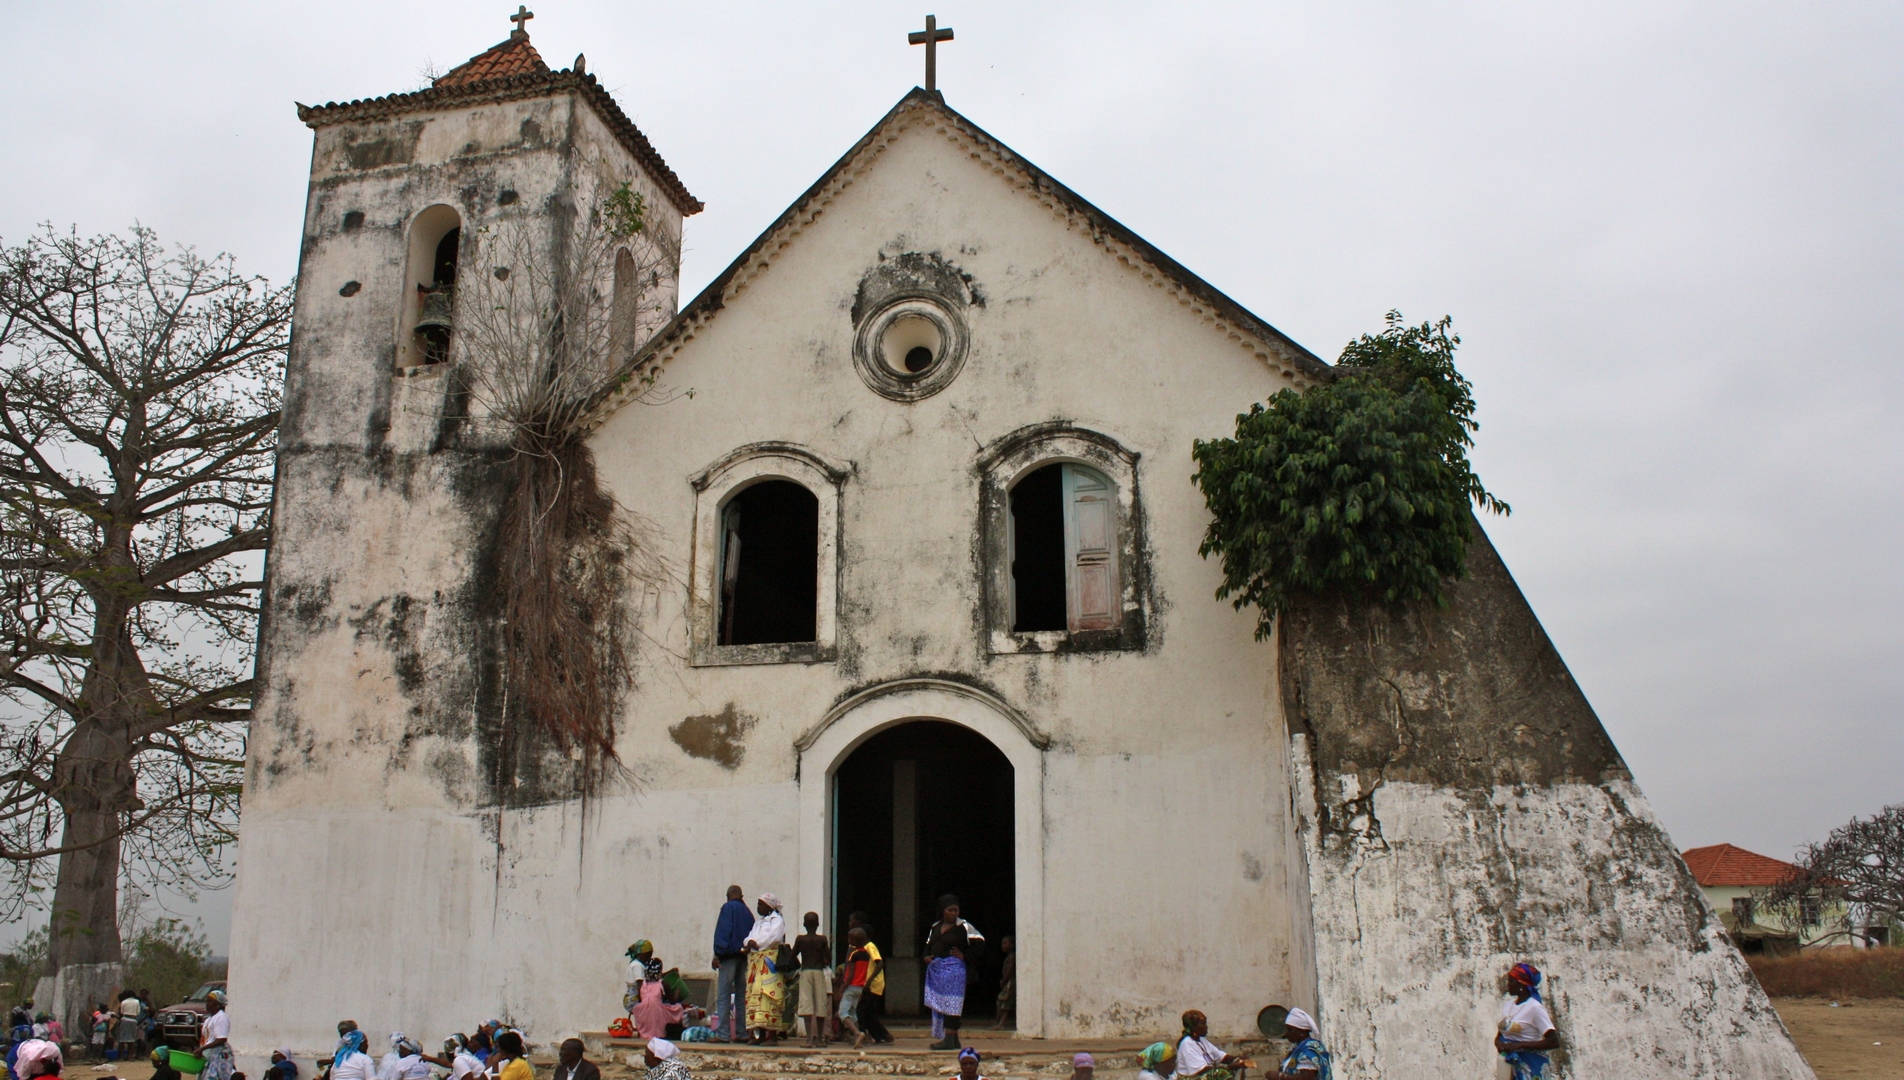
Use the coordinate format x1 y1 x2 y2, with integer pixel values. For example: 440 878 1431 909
719 502 743 644
1061 464 1119 631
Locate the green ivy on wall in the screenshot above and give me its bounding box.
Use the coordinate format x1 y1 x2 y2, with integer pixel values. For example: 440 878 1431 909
1192 312 1509 638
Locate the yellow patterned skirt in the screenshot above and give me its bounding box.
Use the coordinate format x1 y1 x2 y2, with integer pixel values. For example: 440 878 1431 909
746 950 794 1033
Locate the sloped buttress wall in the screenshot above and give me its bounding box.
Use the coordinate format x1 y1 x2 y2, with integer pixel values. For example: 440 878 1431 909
1282 523 1814 1079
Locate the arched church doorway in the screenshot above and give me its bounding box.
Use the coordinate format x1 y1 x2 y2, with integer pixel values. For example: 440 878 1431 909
833 720 1014 1024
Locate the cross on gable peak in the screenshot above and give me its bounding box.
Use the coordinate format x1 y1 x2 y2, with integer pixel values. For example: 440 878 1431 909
907 14 955 93
509 5 534 37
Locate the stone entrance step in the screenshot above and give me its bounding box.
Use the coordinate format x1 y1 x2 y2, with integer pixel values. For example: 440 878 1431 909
579 1034 1281 1080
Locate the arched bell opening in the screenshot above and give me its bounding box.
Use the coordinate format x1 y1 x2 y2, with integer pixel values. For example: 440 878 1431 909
397 205 463 368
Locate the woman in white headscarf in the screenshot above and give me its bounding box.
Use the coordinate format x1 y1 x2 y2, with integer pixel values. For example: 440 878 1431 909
742 893 792 1044
1274 1010 1329 1080
641 1039 690 1080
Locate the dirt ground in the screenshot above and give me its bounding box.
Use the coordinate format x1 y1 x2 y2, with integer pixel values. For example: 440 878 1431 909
1774 997 1904 1079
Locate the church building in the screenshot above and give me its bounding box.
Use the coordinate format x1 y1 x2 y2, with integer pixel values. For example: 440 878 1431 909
228 15 1815 1078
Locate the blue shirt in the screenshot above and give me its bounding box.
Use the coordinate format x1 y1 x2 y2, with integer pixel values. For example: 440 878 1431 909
1279 1036 1331 1080
713 898 753 958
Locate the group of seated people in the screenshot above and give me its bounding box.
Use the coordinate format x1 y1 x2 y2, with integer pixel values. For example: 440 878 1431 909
313 1020 604 1080
616 962 1554 1080
1135 1007 1326 1080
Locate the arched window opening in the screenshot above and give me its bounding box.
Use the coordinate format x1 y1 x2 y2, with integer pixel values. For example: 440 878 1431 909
399 205 463 369
416 227 460 363
1009 463 1120 634
718 480 820 646
611 247 636 362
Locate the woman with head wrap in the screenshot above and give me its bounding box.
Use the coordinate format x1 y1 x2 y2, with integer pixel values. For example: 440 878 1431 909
742 893 793 1044
1274 1010 1328 1080
151 1047 183 1080
376 1033 407 1080
197 990 234 1080
1174 1010 1249 1080
1495 963 1557 1079
1138 1042 1176 1080
266 1048 301 1080
922 895 981 1050
450 1036 483 1080
641 1038 691 1080
388 1037 429 1080
13 1039 60 1080
330 1030 377 1080
955 1047 984 1080
625 941 676 1009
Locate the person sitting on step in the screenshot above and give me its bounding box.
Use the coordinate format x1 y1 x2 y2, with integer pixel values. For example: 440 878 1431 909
642 1039 690 1080
1138 1042 1176 1080
1175 1010 1249 1080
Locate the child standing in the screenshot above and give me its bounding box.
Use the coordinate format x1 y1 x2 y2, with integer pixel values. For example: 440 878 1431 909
837 928 873 1049
793 912 832 1048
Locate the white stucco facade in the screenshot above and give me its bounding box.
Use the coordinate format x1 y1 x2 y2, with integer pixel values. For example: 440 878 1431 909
229 34 1814 1080
231 58 1319 1058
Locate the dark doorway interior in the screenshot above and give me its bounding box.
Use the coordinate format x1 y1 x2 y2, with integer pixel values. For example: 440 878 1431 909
432 226 461 285
834 721 1014 1022
1010 463 1066 632
719 480 819 645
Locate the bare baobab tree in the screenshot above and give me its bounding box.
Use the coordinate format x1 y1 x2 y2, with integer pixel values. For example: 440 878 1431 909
0 224 290 1029
1760 803 1904 948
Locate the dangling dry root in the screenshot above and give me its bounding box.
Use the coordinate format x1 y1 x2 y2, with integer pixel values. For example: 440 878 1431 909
495 423 636 788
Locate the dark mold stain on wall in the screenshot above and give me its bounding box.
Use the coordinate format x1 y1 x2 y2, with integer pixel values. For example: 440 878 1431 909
342 122 425 170
670 704 757 769
851 250 984 327
1281 519 1629 812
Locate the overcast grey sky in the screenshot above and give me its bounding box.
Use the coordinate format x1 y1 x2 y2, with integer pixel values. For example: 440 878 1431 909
2 2 1899 953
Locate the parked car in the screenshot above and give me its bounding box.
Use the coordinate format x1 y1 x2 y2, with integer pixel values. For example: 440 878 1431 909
157 982 227 1049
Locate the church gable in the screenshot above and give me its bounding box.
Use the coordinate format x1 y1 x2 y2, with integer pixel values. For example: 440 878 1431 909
588 89 1327 427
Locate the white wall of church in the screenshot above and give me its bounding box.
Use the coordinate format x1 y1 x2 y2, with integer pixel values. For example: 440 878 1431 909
581 116 1317 1041
231 95 1317 1054
232 78 1816 1078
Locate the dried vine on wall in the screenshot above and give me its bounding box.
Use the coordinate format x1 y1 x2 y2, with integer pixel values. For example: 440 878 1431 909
457 183 677 789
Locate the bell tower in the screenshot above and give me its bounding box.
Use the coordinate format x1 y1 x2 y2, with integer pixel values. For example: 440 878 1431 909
284 18 700 446
227 17 699 1051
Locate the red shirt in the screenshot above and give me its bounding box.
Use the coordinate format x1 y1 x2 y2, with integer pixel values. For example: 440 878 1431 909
846 947 872 987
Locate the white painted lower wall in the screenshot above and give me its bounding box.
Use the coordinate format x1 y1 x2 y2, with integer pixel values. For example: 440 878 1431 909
228 714 1310 1059
1293 739 1814 1079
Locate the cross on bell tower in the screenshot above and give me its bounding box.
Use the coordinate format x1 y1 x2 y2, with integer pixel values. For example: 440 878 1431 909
907 14 955 93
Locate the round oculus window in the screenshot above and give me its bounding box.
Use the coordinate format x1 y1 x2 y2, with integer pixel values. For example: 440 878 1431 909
881 314 943 375
852 294 969 401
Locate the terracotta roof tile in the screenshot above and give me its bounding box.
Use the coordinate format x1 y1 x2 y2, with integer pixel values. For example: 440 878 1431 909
1682 843 1802 887
434 33 549 88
